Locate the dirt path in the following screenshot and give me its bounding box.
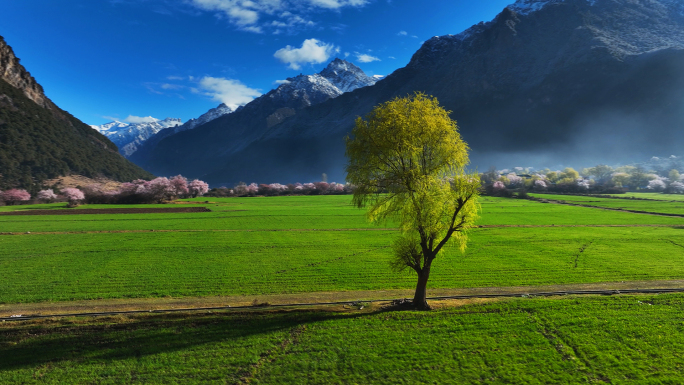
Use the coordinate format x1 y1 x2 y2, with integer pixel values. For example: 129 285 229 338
2 280 683 318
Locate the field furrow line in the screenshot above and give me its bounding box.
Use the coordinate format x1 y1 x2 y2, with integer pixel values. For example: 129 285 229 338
574 242 593 268
238 324 306 384
532 198 684 218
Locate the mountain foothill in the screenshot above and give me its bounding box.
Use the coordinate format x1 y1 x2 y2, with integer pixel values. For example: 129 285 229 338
0 36 152 191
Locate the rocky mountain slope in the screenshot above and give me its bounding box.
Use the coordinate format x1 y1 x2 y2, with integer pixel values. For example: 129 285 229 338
198 0 684 185
91 118 182 157
179 103 234 133
0 35 153 190
130 58 377 176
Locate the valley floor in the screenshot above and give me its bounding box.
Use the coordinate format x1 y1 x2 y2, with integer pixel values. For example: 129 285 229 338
0 194 683 383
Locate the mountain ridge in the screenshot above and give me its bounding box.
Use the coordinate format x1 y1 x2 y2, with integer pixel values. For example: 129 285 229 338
91 118 182 157
194 0 684 185
130 58 378 176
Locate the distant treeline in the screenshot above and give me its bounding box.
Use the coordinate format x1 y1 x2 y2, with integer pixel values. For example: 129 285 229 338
207 182 351 197
480 161 684 196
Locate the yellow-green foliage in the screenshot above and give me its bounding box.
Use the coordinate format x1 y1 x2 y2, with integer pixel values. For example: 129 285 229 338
669 169 681 182
546 171 559 183
561 167 580 180
345 93 479 272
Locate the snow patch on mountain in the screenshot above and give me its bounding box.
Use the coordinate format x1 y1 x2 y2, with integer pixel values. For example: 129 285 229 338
268 58 378 106
91 117 182 157
507 0 565 15
175 103 234 134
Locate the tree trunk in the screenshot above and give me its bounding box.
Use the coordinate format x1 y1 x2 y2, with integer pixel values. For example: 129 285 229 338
413 262 432 310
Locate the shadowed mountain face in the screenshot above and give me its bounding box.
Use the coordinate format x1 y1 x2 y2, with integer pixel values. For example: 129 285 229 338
143 0 684 185
130 58 377 180
0 36 153 190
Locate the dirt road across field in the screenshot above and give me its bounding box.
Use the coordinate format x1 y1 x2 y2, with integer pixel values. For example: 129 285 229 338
2 280 684 320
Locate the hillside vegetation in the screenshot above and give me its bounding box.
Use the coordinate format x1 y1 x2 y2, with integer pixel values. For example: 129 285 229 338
0 77 152 190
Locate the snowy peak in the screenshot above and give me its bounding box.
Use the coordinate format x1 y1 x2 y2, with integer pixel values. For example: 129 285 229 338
507 0 569 16
413 0 684 68
319 58 378 93
91 117 182 157
176 103 234 133
268 58 377 106
507 0 684 16
157 117 183 128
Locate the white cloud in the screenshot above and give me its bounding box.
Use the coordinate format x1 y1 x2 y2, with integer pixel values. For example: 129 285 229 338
189 0 275 29
161 83 183 90
124 115 159 124
274 38 339 70
198 76 261 109
188 0 366 33
274 79 291 85
373 74 384 79
166 75 185 80
388 56 396 59
308 0 368 9
355 52 380 63
397 31 407 36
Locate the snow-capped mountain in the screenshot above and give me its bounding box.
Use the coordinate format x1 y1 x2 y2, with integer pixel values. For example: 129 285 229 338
176 103 234 133
91 117 182 157
130 58 377 176
179 0 684 185
268 58 378 106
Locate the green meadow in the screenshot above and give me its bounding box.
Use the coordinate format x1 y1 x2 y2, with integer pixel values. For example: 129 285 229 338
1 194 684 384
609 192 684 201
530 193 684 216
0 195 683 303
2 294 684 384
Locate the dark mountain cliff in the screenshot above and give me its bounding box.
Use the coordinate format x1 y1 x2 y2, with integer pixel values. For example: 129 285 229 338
145 0 684 185
0 35 152 190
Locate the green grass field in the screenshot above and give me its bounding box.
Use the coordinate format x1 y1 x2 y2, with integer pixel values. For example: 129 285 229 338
2 294 683 384
1 195 683 304
607 192 684 201
2 195 684 383
529 193 684 216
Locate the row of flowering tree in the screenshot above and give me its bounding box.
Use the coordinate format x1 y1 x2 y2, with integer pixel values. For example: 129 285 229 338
480 163 684 195
82 176 209 204
0 176 209 206
207 181 352 197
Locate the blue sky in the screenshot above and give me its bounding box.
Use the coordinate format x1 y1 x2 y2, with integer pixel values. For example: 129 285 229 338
3 0 513 125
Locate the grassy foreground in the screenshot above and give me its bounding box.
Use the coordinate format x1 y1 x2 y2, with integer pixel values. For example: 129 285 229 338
1 294 683 384
1 196 684 303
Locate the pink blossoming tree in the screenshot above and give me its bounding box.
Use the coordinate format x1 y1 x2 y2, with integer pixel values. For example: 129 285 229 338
188 179 209 197
62 188 85 207
2 189 31 205
37 189 58 202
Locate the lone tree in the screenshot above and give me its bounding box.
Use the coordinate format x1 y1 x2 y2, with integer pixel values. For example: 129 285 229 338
345 93 480 309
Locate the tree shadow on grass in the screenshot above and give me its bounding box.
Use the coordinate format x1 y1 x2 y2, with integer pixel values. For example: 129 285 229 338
0 309 376 372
